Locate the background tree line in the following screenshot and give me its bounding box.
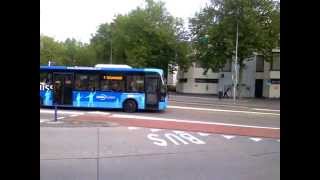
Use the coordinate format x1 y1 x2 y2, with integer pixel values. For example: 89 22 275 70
40 0 279 77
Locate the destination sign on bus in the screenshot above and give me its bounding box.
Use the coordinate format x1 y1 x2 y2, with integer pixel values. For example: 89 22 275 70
103 75 123 80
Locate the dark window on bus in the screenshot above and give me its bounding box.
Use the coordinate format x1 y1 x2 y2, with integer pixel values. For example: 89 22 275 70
126 74 144 92
179 78 187 83
40 72 52 84
75 73 99 91
100 74 125 92
195 78 218 83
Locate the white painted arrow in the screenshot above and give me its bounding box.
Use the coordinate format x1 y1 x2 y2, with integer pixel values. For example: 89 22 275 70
222 135 235 139
249 137 262 142
198 132 210 136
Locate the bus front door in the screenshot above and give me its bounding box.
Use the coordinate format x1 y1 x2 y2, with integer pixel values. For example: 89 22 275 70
53 73 73 106
145 74 160 110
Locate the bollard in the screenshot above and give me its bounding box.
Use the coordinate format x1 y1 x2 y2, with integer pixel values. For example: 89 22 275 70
54 104 58 122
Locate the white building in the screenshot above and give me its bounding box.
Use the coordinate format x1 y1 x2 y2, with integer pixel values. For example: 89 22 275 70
174 49 280 98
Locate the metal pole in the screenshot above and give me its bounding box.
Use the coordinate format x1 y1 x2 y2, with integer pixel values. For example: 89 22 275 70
54 104 58 122
110 24 113 64
233 21 239 104
110 37 112 64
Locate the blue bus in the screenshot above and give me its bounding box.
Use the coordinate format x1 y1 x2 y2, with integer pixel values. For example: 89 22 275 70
40 64 168 112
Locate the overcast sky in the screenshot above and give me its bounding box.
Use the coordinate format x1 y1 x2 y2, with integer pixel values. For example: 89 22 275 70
40 0 210 43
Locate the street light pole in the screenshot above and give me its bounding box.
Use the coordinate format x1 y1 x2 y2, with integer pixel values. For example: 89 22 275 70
233 21 239 104
110 23 113 64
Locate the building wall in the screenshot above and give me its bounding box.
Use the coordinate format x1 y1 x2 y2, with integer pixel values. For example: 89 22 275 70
176 49 280 98
176 64 219 94
167 65 178 86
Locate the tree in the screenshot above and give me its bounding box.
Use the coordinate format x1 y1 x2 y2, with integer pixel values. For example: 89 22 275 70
189 0 280 73
90 0 191 76
40 35 66 65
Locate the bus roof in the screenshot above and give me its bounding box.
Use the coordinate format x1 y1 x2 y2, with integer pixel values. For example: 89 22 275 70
40 65 164 75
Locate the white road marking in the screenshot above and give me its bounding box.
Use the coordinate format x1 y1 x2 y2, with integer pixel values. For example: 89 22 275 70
40 119 50 123
249 137 262 142
40 109 84 115
171 100 280 112
46 121 64 124
128 126 140 130
222 135 235 139
70 114 80 117
170 100 252 109
87 111 111 115
172 95 249 103
111 114 280 130
198 132 210 136
57 117 65 120
168 105 280 116
150 129 162 132
173 130 185 134
252 108 280 112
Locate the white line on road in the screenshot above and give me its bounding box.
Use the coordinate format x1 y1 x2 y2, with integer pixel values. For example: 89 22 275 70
57 117 65 120
198 132 210 136
252 108 280 112
171 95 249 103
70 114 80 117
249 137 262 142
168 105 280 116
111 114 280 130
40 109 85 115
128 127 140 130
87 111 111 115
171 100 280 112
150 129 162 132
222 135 235 140
40 119 50 123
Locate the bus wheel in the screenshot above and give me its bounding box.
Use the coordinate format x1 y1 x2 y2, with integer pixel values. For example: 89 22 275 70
123 100 137 113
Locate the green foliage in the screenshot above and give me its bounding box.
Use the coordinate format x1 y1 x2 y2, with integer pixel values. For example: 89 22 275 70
189 0 280 72
90 0 191 75
40 35 97 66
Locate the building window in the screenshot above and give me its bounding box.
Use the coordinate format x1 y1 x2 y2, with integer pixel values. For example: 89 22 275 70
271 53 280 71
270 79 280 84
75 73 100 91
178 78 187 83
195 78 218 83
222 60 231 72
126 75 144 92
100 74 125 92
256 55 264 72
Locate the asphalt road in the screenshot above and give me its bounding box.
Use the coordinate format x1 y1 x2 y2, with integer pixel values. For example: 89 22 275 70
40 94 280 180
41 95 280 128
40 126 279 180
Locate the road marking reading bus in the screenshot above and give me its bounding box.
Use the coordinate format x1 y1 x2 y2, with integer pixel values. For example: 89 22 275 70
147 131 205 146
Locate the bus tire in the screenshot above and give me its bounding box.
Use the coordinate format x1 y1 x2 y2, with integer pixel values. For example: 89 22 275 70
123 99 137 113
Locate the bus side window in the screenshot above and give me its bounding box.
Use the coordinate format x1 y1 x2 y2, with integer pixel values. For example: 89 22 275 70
126 74 144 92
75 73 99 91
